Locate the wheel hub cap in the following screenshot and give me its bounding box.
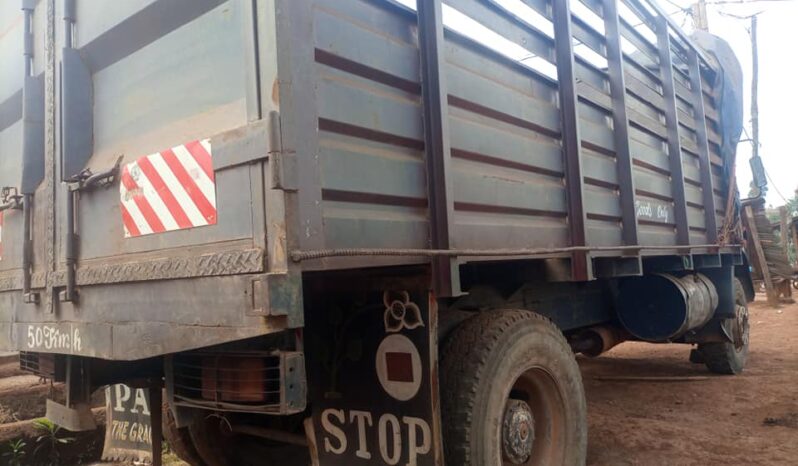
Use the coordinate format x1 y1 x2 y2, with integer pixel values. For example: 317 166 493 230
733 304 749 349
502 399 535 464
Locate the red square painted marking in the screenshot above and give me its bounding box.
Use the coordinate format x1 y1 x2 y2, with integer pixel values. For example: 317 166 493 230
385 352 414 383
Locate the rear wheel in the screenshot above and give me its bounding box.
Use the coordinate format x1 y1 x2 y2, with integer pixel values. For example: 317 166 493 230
441 310 587 466
162 402 205 466
698 278 750 375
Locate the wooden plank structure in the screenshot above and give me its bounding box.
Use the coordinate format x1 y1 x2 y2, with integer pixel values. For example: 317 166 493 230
743 203 794 304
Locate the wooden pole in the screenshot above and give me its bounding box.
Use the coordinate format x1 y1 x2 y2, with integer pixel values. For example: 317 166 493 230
751 16 760 161
745 205 777 305
150 386 163 466
780 206 790 259
692 1 709 31
792 221 798 265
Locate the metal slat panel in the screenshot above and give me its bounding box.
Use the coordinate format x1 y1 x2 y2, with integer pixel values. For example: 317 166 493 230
316 66 423 143
443 37 558 105
638 228 678 247
445 61 561 137
452 163 568 215
587 218 623 247
448 110 564 177
635 194 675 227
572 14 607 58
319 135 426 200
452 216 569 249
626 90 664 122
684 184 703 206
322 202 430 249
624 69 664 109
634 169 673 201
576 58 609 89
314 6 420 85
687 206 706 229
630 138 670 173
629 127 667 159
585 185 622 219
583 150 619 186
316 0 417 45
618 17 659 64
623 55 662 94
445 0 556 64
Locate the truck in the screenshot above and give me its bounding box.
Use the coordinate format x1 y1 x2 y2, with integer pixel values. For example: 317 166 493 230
0 0 751 464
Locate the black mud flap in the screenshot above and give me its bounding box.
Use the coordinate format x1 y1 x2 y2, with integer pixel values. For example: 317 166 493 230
102 384 162 464
304 279 443 466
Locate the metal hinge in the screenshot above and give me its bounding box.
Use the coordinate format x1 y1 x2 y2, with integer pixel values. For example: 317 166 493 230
267 111 297 192
211 111 291 182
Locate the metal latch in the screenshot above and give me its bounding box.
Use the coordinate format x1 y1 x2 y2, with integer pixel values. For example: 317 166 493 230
65 156 123 193
60 158 123 304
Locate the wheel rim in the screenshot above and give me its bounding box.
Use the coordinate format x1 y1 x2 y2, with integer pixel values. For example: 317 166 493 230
500 367 567 465
733 303 750 352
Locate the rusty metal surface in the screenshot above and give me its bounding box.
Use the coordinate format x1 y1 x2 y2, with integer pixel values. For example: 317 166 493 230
417 0 459 297
0 0 743 361
73 248 264 286
290 244 740 262
655 16 690 246
305 0 737 277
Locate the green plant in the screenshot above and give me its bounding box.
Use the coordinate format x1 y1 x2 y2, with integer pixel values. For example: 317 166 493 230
2 439 26 466
32 418 75 464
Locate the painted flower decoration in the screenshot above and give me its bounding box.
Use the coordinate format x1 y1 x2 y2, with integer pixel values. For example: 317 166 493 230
383 291 425 333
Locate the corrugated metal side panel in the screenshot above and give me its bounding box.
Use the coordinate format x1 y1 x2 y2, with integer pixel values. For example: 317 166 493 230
313 0 429 251
309 0 733 262
443 28 573 249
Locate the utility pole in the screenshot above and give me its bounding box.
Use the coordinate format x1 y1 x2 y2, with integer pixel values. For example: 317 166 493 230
751 15 760 161
692 0 710 31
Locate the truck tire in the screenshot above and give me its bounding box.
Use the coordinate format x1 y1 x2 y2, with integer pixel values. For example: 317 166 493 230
163 402 206 466
698 278 750 375
188 413 232 466
440 310 587 466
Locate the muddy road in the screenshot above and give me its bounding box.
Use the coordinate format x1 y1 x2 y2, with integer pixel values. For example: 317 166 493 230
583 295 798 465
1 294 796 465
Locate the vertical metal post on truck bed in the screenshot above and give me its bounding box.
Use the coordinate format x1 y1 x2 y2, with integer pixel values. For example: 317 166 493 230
655 16 690 246
417 0 461 296
687 49 718 243
553 0 590 281
602 0 639 247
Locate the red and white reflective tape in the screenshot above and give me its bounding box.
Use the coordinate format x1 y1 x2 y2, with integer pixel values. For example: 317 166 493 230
120 139 217 238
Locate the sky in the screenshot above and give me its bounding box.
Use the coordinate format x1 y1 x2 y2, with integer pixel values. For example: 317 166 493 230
396 0 798 207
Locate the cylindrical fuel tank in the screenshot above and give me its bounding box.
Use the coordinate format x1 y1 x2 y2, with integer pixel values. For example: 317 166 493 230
616 274 718 341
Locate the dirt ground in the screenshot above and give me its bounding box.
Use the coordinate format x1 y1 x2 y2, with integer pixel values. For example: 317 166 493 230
582 294 798 466
1 294 796 465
